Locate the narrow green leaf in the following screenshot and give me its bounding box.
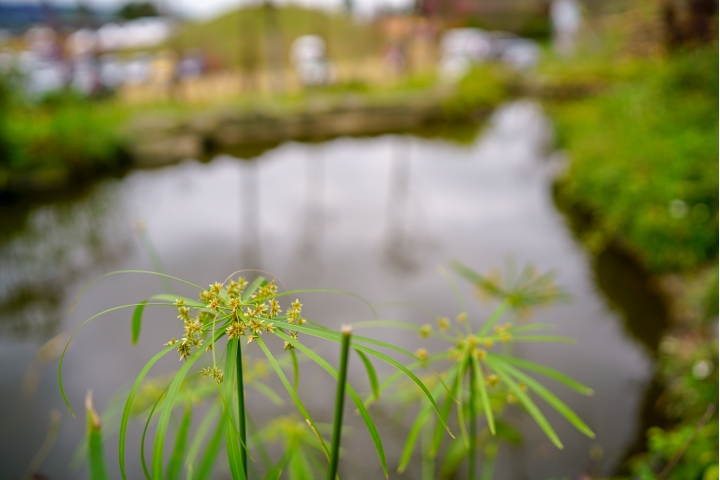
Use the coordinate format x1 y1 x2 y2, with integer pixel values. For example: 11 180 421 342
132 301 147 345
242 276 267 301
224 340 246 480
437 266 467 315
448 260 484 284
271 320 452 435
249 383 285 406
277 331 388 478
455 357 470 449
85 392 110 480
166 398 192 480
152 352 204 479
355 350 380 401
141 383 169 480
364 353 447 408
489 360 563 449
471 357 495 435
487 353 594 395
505 335 575 344
186 401 220 471
290 348 300 392
497 362 595 438
350 319 455 341
60 303 172 416
149 294 205 308
429 364 461 456
271 288 378 319
196 416 225 479
69 270 203 314
119 345 175 480
255 337 331 460
477 301 509 337
398 404 432 473
349 343 453 437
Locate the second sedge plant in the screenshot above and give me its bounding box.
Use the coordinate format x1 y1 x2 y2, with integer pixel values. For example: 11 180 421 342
367 261 596 479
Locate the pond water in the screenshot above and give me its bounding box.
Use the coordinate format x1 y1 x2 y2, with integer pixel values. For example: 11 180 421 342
0 101 663 479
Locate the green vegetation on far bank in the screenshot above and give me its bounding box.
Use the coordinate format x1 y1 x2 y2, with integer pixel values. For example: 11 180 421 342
551 45 718 273
0 90 128 193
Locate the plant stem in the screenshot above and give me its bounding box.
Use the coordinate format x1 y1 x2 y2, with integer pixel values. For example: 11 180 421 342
328 325 352 480
468 360 476 480
236 338 248 477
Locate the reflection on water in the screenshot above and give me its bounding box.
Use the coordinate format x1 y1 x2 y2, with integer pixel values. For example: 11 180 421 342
0 101 667 479
0 188 132 340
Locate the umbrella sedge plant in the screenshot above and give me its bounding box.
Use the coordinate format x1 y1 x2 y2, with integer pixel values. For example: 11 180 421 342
58 270 452 479
356 261 596 479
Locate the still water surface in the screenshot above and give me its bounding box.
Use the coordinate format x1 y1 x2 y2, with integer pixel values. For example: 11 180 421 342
0 101 657 479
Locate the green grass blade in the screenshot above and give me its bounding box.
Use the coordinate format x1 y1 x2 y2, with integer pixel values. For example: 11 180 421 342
249 383 285 406
186 401 220 471
455 357 469 449
471 356 495 435
506 335 575 344
271 320 452 434
496 361 595 438
60 303 171 416
196 416 225 479
119 345 175 479
350 320 455 341
348 343 453 436
448 260 484 284
398 403 432 473
290 348 300 392
511 324 557 333
69 270 203 314
355 350 380 401
85 391 110 480
437 266 467 314
364 353 447 408
223 340 247 480
141 383 169 479
489 360 563 449
132 301 147 345
271 289 378 319
327 327 352 480
487 353 593 395
429 364 461 456
477 301 509 337
242 276 267 301
166 398 192 480
255 337 331 460
246 414 273 471
277 331 388 478
152 352 204 479
149 294 206 308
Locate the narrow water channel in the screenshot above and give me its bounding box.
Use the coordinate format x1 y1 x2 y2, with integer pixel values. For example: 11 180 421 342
0 101 664 479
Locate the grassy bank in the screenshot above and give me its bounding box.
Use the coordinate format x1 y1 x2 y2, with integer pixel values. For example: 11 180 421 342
551 46 718 273
0 90 128 193
546 38 718 480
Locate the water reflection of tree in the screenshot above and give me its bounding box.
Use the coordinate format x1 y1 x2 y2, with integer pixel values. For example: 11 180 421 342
384 137 423 275
240 160 263 270
0 187 131 340
292 145 326 284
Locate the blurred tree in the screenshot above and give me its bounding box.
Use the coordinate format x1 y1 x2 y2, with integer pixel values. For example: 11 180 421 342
661 0 718 50
116 1 159 20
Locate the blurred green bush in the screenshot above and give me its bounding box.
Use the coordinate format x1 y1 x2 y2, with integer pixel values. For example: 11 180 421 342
552 46 718 272
0 86 126 191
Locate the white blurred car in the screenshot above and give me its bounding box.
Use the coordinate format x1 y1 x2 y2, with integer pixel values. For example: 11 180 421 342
440 28 540 80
